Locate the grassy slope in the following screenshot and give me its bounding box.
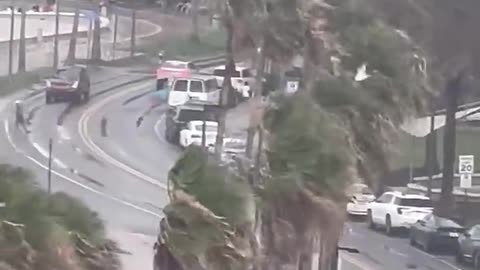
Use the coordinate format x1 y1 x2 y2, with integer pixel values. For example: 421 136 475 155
392 123 480 173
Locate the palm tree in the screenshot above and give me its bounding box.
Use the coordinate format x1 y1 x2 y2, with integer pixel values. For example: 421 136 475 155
18 8 26 72
66 8 80 65
91 0 102 61
190 0 200 41
160 1 429 270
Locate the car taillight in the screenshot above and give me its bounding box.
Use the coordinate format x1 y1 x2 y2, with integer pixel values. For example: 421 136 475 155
46 80 51 87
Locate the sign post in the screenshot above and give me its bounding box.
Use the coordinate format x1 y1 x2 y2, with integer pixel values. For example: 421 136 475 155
459 155 474 202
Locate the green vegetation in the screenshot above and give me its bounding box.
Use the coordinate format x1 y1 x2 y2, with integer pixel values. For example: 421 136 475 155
140 29 226 60
0 67 53 97
0 164 119 270
159 0 429 269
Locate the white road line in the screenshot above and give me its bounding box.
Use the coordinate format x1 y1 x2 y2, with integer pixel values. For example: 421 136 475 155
153 114 165 143
57 125 71 141
78 81 168 190
3 119 161 218
414 248 462 270
30 141 68 169
341 252 377 270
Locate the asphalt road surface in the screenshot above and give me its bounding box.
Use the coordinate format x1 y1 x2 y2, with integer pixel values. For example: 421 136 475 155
1 67 477 270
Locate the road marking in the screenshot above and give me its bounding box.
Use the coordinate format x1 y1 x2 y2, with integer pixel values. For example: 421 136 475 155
153 114 165 143
78 81 168 190
414 248 462 270
3 119 161 218
341 252 378 270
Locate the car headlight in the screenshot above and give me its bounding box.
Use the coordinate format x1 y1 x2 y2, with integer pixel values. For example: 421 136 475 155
72 81 79 89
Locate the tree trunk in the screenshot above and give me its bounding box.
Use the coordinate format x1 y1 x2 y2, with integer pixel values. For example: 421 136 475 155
91 2 102 61
18 9 26 72
53 0 60 69
214 6 235 160
66 8 80 64
130 0 136 57
246 39 266 158
436 74 462 217
8 7 14 76
190 0 200 41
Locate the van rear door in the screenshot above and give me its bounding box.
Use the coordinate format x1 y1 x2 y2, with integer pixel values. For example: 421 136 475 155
168 79 189 106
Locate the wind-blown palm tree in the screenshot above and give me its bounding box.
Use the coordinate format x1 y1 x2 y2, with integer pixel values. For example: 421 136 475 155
159 1 429 270
91 0 102 61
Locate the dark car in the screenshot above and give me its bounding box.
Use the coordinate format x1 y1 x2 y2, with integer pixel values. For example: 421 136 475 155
45 66 90 104
457 224 480 268
409 214 464 252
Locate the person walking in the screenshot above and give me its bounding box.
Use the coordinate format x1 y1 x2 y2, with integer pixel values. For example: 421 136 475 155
15 100 29 133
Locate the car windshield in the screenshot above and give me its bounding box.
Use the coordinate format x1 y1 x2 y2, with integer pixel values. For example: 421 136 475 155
224 140 245 149
54 67 79 81
162 61 188 69
397 198 432 207
177 110 205 122
213 69 241 77
193 124 217 132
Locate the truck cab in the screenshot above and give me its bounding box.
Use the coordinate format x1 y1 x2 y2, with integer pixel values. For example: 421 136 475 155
164 101 218 144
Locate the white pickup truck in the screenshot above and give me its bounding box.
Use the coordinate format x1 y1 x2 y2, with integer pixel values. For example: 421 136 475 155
212 65 254 99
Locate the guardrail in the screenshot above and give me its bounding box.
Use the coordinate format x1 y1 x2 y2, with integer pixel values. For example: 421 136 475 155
189 55 225 70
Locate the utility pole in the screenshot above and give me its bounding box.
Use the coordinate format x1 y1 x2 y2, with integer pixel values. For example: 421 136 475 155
8 4 14 76
53 0 60 70
48 138 53 195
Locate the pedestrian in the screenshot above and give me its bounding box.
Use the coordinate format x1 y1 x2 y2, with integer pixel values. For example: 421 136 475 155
15 100 29 133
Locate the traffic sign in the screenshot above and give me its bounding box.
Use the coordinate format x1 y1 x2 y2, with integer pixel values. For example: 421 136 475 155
459 155 474 174
460 174 472 189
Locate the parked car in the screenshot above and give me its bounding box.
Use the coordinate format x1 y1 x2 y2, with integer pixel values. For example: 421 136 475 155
367 191 432 235
179 120 218 148
346 183 375 216
167 75 221 107
409 214 464 252
457 224 480 268
213 65 254 99
45 66 90 104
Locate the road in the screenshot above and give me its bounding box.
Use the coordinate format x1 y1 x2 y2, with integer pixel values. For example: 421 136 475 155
1 68 476 270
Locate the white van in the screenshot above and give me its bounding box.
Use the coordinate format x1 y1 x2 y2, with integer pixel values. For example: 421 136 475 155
213 65 254 98
167 75 221 107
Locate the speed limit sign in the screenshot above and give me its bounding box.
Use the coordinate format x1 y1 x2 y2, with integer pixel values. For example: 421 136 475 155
459 155 475 174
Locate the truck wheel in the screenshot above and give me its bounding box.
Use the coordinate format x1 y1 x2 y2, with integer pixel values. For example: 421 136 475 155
84 92 90 102
385 215 393 235
46 94 52 104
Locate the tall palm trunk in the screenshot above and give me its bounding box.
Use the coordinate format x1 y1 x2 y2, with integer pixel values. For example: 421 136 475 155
436 74 463 217
66 8 80 64
53 0 60 69
91 2 102 61
8 6 14 76
214 6 235 160
130 0 136 57
18 8 26 72
245 38 266 158
190 0 200 41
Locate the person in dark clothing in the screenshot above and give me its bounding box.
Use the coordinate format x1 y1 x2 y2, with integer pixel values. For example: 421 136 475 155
15 100 29 133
